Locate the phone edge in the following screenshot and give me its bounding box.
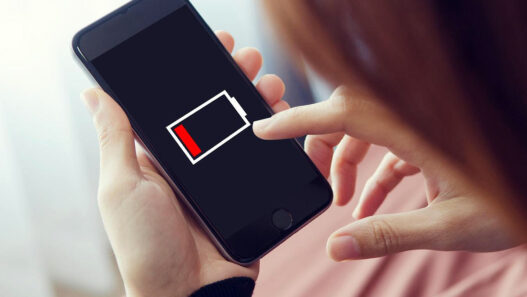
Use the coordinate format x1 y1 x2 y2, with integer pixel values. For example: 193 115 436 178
134 132 332 266
71 0 333 266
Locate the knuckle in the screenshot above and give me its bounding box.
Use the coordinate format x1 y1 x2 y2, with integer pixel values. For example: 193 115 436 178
333 85 351 97
329 90 351 112
334 155 356 176
279 106 304 122
305 134 334 156
330 88 364 117
391 168 405 181
373 179 389 198
290 106 305 118
97 125 113 151
368 218 400 255
97 126 131 152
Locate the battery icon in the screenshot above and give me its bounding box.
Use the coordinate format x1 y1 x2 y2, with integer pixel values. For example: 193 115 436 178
166 90 250 165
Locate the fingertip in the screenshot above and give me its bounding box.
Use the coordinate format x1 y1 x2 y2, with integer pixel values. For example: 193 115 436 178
81 88 100 114
252 118 272 139
326 235 338 261
333 197 349 207
332 193 341 206
81 87 98 98
247 46 263 63
83 87 139 178
215 30 235 53
304 133 345 179
332 178 355 207
331 187 345 206
327 234 361 261
267 74 285 90
254 104 329 140
89 88 127 123
234 47 263 81
271 100 290 113
330 137 367 207
256 74 288 112
257 74 285 98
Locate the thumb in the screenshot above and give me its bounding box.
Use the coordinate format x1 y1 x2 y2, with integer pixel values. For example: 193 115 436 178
82 88 140 183
327 208 442 261
326 198 499 261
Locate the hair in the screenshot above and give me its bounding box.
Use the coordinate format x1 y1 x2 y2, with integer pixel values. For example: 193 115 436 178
264 0 527 226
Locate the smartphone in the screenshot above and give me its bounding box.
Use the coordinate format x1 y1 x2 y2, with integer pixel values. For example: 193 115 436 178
73 0 332 264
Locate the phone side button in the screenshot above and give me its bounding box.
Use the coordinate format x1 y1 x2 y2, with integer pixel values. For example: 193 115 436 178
272 209 293 231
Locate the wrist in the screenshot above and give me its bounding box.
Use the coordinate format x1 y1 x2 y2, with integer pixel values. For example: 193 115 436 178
190 277 255 297
121 257 258 297
123 278 200 297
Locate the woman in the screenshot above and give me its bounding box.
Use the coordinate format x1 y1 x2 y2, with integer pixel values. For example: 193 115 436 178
80 0 527 296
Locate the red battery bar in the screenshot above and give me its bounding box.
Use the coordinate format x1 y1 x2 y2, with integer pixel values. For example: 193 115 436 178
166 90 250 165
173 124 202 157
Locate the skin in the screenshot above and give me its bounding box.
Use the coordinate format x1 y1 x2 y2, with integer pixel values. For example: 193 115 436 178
82 31 289 297
252 85 518 260
82 31 518 296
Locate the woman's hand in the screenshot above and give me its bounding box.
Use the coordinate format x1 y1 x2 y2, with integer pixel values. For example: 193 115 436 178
81 31 289 297
253 86 518 261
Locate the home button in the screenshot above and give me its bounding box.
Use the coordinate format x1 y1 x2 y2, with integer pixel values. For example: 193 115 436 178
272 209 293 231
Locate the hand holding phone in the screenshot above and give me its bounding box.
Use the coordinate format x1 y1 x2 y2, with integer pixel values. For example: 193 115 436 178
74 0 331 265
82 32 286 297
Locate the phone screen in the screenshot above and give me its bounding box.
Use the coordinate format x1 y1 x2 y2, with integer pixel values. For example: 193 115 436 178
86 3 330 262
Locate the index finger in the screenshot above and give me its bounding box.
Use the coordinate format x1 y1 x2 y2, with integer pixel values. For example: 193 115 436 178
253 98 347 139
253 87 360 139
253 86 410 150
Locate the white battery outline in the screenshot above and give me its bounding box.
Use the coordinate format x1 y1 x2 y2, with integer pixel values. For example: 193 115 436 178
166 90 250 165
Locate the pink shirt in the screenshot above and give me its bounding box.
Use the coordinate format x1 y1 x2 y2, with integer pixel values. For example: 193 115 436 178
254 146 527 297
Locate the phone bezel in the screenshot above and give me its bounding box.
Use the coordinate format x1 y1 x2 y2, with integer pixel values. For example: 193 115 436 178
72 0 332 265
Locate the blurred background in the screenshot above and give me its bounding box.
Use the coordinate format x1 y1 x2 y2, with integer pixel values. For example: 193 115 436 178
0 1 331 296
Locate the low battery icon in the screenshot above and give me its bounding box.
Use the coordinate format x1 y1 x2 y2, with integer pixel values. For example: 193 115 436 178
166 90 250 165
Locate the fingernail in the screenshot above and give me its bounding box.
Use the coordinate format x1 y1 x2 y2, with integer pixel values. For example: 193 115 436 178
81 89 100 114
252 118 271 131
328 235 361 261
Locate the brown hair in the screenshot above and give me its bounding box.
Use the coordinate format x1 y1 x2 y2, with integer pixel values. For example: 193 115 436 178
264 1 527 224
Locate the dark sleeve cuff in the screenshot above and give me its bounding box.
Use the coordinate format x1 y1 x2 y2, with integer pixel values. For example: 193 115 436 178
189 277 255 297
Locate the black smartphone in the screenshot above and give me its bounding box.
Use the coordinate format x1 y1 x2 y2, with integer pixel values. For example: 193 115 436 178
73 0 332 264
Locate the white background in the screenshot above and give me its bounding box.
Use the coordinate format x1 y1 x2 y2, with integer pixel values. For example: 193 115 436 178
0 1 329 296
